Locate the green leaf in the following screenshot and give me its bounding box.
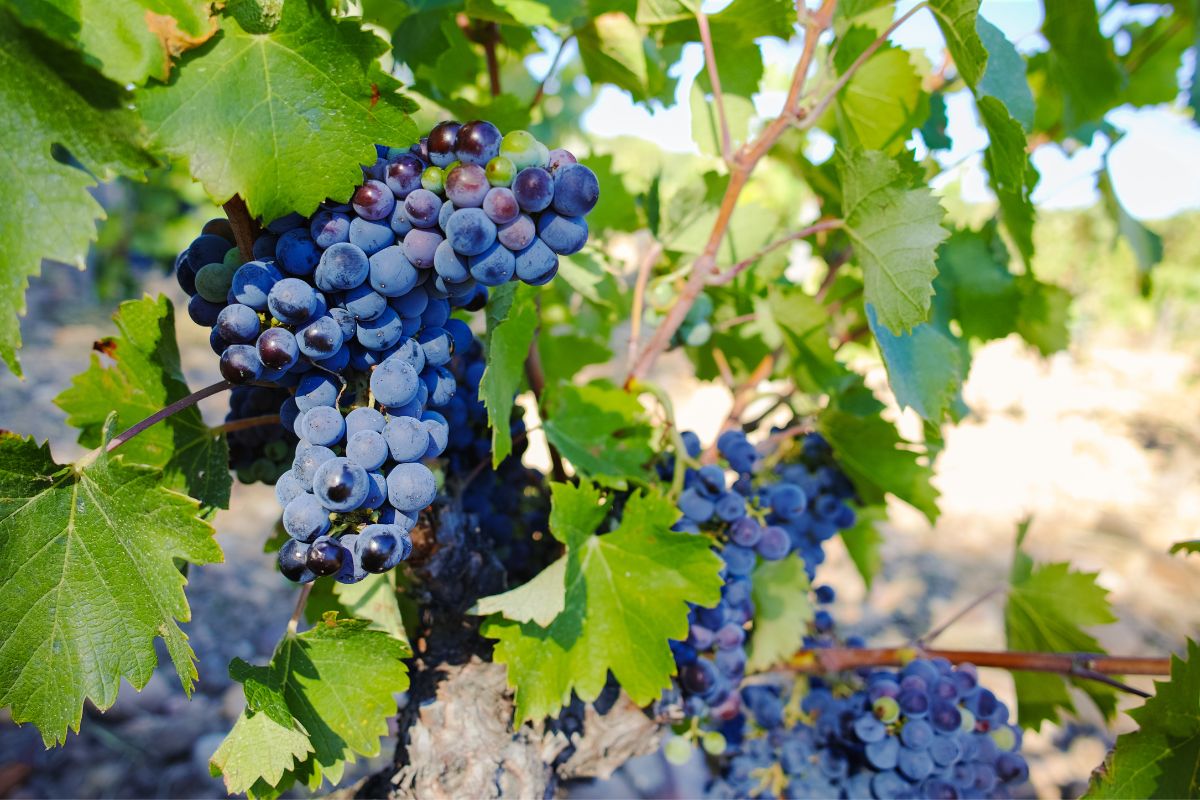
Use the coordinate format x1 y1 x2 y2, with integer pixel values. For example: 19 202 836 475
1016 278 1071 356
577 12 650 100
840 504 886 588
139 0 417 222
1040 0 1123 130
927 0 987 89
0 424 223 746
331 572 408 640
835 36 926 153
0 16 155 375
635 0 695 25
7 0 217 85
55 295 231 510
920 92 952 150
473 556 567 626
933 227 1021 341
978 96 1037 265
1006 533 1118 730
839 149 949 334
746 555 812 673
480 282 539 466
867 304 964 423
976 16 1034 131
482 482 723 721
1171 541 1200 556
818 407 940 523
1099 168 1162 295
542 381 655 488
211 614 411 795
1088 639 1200 799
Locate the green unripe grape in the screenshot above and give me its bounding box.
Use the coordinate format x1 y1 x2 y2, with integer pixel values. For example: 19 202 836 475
872 695 900 724
649 281 673 309
223 246 244 268
236 466 254 484
683 320 712 347
701 730 727 755
686 292 714 323
959 707 976 733
265 439 289 461
444 159 461 175
251 457 275 483
195 261 237 303
486 156 516 187
500 130 548 171
663 735 692 765
990 726 1016 751
421 166 445 194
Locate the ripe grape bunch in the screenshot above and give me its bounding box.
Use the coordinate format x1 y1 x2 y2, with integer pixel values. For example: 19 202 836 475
172 119 599 584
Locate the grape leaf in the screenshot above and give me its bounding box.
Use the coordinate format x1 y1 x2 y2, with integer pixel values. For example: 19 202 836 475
472 557 567 626
835 35 926 153
482 482 723 721
55 295 231 510
1040 0 1123 130
210 614 411 795
1006 529 1118 730
542 381 655 489
305 571 408 641
138 0 417 222
0 422 223 746
1099 167 1162 295
577 12 652 101
839 149 949 334
1016 278 1071 357
7 0 217 85
928 0 987 89
976 16 1033 131
0 15 155 376
867 304 964 423
920 92 952 150
746 555 812 672
840 503 886 588
1171 541 1200 556
933 227 1021 342
978 96 1037 265
1088 639 1200 799
818 406 940 523
481 282 539 466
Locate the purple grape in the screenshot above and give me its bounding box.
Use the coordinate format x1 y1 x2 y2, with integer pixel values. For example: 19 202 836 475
512 167 553 212
445 163 490 208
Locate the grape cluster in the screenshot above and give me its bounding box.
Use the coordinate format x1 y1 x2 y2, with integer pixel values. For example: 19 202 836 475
710 660 1029 799
172 121 599 584
225 385 299 484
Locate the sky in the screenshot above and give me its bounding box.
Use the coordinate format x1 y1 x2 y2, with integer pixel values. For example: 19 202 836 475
545 0 1200 220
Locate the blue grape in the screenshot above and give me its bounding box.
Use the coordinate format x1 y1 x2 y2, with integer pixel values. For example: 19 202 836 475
316 344 350 372
391 286 428 318
297 314 344 359
727 517 762 547
231 262 280 310
343 283 388 321
301 405 346 447
369 246 419 297
294 374 339 412
469 242 515 286
310 210 351 247
274 469 307 507
438 199 456 230
537 212 588 255
454 120 502 166
404 189 443 228
267 212 306 233
315 242 369 292
313 456 369 512
283 493 330 541
352 179 395 221
422 410 449 458
552 163 600 216
276 228 321 275
346 406 386 436
417 326 453 367
216 303 261 344
385 154 424 198
512 167 553 212
445 163 490 207
346 429 389 471
422 297 450 328
756 525 790 560
355 307 405 350
383 415 429 462
444 318 473 352
445 207 497 256
220 344 261 383
252 234 278 260
306 534 346 576
422 365 456 406
497 214 535 251
268 277 317 323
387 462 437 512
389 201 413 236
188 295 223 327
427 120 461 167
434 239 471 282
356 524 411 572
370 354 419 407
278 538 315 582
361 471 388 510
348 216 395 255
679 487 714 521
292 443 335 484
403 228 443 269
391 337 427 373
514 239 558 286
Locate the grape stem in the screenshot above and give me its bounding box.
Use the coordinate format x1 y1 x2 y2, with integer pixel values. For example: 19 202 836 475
701 351 778 463
209 413 282 435
80 379 232 466
626 240 663 371
222 195 260 262
287 583 313 634
624 1 931 385
530 33 575 110
696 9 733 166
916 586 1007 647
708 219 845 286
524 302 568 482
789 647 1170 697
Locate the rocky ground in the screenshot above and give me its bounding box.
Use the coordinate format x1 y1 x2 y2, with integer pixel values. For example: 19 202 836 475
1 267 1198 799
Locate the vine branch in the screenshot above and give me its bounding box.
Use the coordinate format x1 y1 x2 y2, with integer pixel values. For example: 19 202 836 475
222 195 260 262
696 9 733 166
530 34 574 110
81 380 232 466
708 219 844 286
626 240 663 370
